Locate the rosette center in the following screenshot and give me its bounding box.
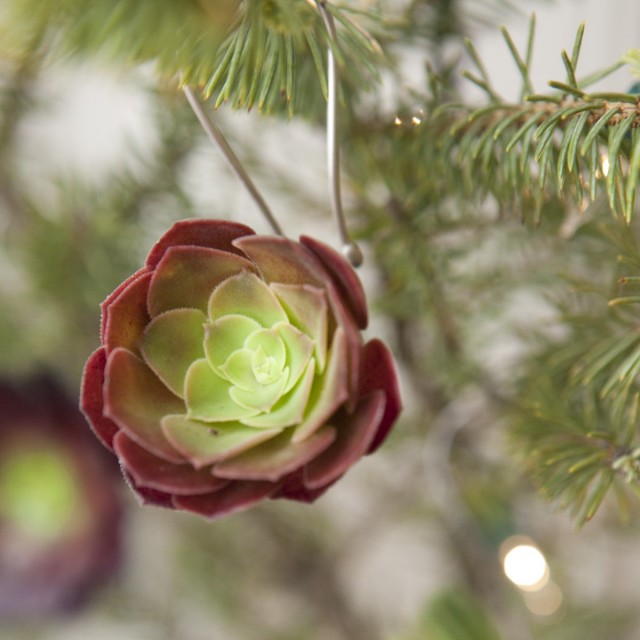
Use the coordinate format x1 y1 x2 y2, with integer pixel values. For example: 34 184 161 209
218 328 290 396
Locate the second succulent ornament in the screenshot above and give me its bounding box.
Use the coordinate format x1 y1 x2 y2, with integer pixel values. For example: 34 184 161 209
81 219 401 519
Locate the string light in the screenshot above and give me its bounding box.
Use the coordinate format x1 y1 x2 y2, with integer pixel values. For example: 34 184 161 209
500 536 549 591
499 535 564 616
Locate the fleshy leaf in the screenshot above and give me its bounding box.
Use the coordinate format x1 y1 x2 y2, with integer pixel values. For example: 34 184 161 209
123 472 175 509
304 391 386 490
100 267 149 341
208 270 288 327
292 328 349 443
80 347 119 451
229 371 288 413
301 235 368 330
103 348 185 463
250 347 284 386
271 283 328 372
185 359 260 422
242 358 316 428
172 481 277 520
113 432 229 495
219 349 260 390
327 287 363 411
273 468 333 503
233 235 327 288
139 308 207 398
358 339 403 453
145 219 255 269
147 246 257 317
102 271 152 356
161 414 281 468
220 347 286 392
274 322 314 392
213 426 336 482
245 329 287 370
204 315 262 373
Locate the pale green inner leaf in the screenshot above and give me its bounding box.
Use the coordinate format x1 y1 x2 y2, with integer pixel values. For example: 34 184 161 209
250 347 284 386
292 328 348 443
245 328 287 369
208 270 288 328
204 314 262 373
242 357 316 428
185 359 260 423
271 283 328 372
230 371 289 412
161 414 282 468
139 308 207 398
274 321 314 393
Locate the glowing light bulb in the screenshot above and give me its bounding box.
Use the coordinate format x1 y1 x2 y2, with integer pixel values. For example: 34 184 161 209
601 154 610 177
500 537 549 591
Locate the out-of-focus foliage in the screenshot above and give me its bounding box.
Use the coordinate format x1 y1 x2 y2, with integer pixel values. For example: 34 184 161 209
397 590 503 640
1 0 383 117
511 218 640 525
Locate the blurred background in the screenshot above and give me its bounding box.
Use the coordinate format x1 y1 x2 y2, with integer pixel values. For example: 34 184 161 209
2 0 640 639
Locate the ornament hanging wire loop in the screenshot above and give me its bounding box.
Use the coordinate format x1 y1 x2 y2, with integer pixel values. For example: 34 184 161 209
317 1 363 267
182 84 284 237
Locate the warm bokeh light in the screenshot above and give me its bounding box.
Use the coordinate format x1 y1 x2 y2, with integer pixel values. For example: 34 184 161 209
501 538 549 591
523 581 564 616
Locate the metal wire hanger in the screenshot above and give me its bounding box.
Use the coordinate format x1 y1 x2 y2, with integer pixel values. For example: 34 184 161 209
182 0 363 267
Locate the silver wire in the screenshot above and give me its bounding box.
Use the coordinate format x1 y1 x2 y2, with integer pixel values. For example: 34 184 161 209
183 85 284 236
318 1 363 267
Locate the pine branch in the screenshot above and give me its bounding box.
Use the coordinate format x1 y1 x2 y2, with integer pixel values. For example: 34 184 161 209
511 218 640 524
403 21 639 222
3 0 383 118
512 374 637 526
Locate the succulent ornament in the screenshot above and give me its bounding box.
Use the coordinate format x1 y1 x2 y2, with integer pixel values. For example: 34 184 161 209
81 219 401 520
0 374 123 617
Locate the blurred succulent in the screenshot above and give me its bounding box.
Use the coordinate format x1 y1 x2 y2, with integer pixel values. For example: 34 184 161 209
81 219 401 519
0 374 123 617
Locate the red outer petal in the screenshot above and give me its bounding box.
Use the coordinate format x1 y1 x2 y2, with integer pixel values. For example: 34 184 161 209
102 271 152 356
358 339 402 453
173 480 278 519
300 235 368 330
272 468 334 503
304 391 385 491
103 348 185 463
145 219 255 269
123 471 176 508
334 296 362 412
100 267 151 346
80 347 119 451
147 245 258 317
232 235 327 287
113 432 229 496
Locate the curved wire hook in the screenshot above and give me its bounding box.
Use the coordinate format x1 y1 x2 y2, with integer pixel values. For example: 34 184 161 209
183 2 362 263
317 1 363 267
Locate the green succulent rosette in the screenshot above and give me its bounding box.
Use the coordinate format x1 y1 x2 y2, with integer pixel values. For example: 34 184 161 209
0 374 123 616
81 219 401 519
